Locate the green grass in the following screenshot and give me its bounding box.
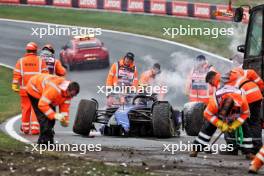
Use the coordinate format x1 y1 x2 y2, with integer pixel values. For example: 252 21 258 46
0 66 25 151
0 66 26 151
0 66 20 123
0 5 240 57
0 132 25 151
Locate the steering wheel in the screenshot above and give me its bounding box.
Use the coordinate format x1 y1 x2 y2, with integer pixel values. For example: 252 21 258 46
132 94 157 105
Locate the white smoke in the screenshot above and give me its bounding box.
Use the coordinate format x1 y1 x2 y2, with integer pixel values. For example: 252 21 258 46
141 52 195 108
159 52 195 96
141 55 158 71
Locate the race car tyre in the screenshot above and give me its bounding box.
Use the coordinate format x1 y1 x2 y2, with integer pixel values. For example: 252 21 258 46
152 102 175 138
73 99 97 135
183 102 206 136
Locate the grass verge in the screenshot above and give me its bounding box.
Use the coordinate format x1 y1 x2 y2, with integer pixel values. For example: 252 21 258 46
0 66 20 123
0 5 245 58
0 66 152 176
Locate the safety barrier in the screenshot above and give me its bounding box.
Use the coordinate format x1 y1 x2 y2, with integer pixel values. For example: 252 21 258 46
0 0 249 22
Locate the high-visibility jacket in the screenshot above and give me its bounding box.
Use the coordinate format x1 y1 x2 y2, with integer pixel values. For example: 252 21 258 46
40 53 66 76
204 85 250 127
251 145 264 171
140 70 155 85
106 59 138 87
26 74 71 122
13 53 48 96
232 67 264 92
226 69 263 103
186 64 215 104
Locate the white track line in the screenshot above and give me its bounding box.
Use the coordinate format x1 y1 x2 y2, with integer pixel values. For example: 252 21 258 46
0 18 230 144
4 114 31 143
0 63 14 69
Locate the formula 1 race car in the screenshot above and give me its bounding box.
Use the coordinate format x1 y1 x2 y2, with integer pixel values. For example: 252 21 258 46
73 93 181 138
